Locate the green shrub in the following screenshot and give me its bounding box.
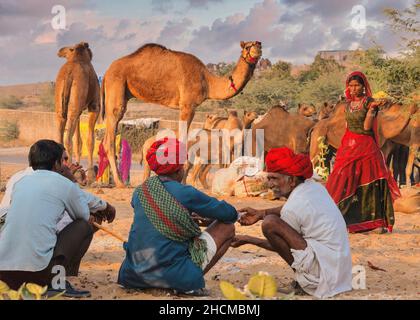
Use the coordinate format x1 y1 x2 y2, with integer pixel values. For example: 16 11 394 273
0 95 23 109
0 120 19 141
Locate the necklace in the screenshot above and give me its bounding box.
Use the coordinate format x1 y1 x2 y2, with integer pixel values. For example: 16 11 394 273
349 97 366 113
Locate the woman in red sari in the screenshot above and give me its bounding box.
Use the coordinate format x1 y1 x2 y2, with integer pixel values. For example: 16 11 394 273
326 71 400 233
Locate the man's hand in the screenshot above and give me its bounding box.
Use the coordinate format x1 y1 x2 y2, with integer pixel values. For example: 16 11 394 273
231 235 252 248
68 163 83 175
101 202 116 223
57 165 77 182
237 207 264 226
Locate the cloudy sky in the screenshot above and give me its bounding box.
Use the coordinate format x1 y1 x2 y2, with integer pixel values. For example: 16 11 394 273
0 0 414 85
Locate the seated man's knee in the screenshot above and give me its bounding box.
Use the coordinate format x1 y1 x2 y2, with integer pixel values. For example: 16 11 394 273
218 222 235 239
220 222 235 239
262 215 279 237
73 219 94 236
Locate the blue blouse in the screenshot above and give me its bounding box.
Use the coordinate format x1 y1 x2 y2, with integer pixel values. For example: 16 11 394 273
118 179 238 291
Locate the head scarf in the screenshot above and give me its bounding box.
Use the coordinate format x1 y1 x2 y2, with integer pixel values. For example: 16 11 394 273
146 137 187 175
265 147 313 179
345 71 372 101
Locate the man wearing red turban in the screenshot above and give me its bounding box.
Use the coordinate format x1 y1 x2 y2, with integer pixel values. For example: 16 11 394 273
119 137 239 296
231 146 353 299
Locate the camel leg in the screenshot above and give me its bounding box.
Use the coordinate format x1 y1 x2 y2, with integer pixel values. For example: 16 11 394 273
198 164 212 189
142 161 151 182
182 161 192 184
56 114 67 145
64 110 82 164
179 106 195 131
189 163 203 187
103 83 127 188
74 120 82 164
406 145 418 187
86 111 99 183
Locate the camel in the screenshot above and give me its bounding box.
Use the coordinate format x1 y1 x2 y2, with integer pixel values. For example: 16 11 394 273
318 101 336 120
101 41 262 187
310 101 419 185
203 110 258 130
55 42 100 182
139 110 258 185
187 110 259 188
297 103 317 118
250 105 316 157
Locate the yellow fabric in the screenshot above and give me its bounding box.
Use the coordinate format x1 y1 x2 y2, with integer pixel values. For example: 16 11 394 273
79 122 121 159
79 122 106 157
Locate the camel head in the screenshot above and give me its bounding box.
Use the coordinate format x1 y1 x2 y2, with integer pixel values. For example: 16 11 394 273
204 114 220 129
243 110 258 128
240 41 262 64
57 42 92 63
298 103 316 117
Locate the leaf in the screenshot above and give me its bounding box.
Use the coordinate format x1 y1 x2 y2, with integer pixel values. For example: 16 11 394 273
7 290 20 300
367 261 387 272
247 272 277 298
220 281 248 300
0 280 10 294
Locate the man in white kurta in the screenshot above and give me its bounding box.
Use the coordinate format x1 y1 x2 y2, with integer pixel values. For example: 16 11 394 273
232 147 352 299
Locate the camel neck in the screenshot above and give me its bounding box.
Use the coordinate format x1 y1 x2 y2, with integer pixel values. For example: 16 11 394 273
206 57 255 100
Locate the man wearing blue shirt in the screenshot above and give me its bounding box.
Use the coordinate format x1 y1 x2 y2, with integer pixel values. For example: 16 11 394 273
0 140 115 297
118 137 238 295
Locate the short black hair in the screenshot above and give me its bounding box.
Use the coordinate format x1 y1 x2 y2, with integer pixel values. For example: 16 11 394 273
28 139 64 171
348 75 365 87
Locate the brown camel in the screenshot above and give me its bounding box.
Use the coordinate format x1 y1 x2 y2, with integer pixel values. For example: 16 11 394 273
55 42 100 182
251 105 316 157
203 110 257 130
102 41 262 187
310 101 419 185
139 110 258 185
297 103 317 118
318 101 336 120
187 110 259 188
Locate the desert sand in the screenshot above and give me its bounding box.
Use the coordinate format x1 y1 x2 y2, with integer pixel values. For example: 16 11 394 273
1 162 419 300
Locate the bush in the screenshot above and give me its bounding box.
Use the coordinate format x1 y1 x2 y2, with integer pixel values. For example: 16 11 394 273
40 83 55 111
0 95 23 109
0 120 19 141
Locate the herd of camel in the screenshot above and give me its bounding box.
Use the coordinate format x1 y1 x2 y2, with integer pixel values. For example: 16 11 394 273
54 41 419 188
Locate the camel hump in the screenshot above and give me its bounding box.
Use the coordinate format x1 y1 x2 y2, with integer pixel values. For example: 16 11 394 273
128 43 168 57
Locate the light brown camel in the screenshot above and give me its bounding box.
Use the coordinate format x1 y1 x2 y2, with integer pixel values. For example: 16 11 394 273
102 41 262 187
310 101 419 185
251 105 316 157
297 103 317 118
55 42 100 182
139 110 258 185
318 101 336 120
187 110 259 188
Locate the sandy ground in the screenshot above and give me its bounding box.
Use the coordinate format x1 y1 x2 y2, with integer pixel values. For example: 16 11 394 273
0 162 419 300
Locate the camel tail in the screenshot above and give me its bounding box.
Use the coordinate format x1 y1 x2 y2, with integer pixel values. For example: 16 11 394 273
100 75 106 123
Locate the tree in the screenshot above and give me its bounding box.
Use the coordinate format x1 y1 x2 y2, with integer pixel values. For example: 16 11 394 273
384 0 420 54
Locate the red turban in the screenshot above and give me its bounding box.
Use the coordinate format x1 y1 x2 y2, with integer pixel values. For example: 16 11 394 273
146 137 187 175
345 71 372 102
265 147 313 179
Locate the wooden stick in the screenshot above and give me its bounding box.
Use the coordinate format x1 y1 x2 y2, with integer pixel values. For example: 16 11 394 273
93 222 126 243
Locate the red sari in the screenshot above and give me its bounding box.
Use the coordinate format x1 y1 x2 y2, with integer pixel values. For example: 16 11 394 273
326 72 400 233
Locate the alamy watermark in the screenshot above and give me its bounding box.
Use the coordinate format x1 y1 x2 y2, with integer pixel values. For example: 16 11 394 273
351 5 367 35
51 5 66 30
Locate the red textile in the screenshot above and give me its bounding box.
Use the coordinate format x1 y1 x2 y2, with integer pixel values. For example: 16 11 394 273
146 137 187 175
344 71 373 102
96 142 109 180
326 129 401 203
265 147 313 179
